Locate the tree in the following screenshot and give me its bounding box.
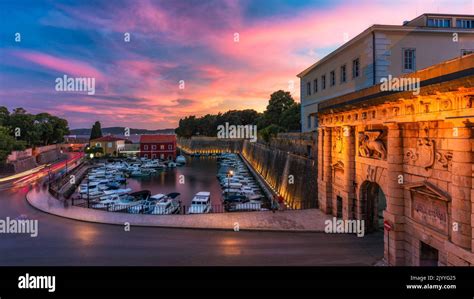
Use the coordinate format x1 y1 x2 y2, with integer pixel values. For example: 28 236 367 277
259 124 285 143
280 102 301 132
0 126 25 164
8 108 38 147
0 106 9 126
90 121 103 140
260 90 296 128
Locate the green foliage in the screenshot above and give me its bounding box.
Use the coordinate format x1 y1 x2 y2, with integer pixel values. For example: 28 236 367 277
175 90 301 139
90 121 103 140
0 126 26 164
0 106 69 156
176 110 261 138
258 124 285 143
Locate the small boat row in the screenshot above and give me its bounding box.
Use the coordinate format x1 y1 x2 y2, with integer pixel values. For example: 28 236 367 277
91 190 182 215
78 166 129 199
216 153 266 212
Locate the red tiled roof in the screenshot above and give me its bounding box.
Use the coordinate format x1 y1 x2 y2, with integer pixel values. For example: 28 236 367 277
90 135 126 142
140 134 176 143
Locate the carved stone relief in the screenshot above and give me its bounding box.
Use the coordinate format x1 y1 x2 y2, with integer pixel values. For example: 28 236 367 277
333 128 343 153
358 130 387 160
405 138 435 169
435 151 453 169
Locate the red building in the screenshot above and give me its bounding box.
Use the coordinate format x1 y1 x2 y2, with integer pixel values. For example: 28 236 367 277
139 134 177 160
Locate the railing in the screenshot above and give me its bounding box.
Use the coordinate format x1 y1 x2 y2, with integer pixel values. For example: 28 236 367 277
70 199 281 215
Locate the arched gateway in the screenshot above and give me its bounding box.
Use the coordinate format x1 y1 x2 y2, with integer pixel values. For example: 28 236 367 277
359 181 386 232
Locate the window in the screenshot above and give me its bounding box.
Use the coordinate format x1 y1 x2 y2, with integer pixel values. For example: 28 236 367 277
457 19 474 28
321 75 326 89
144 145 148 150
107 142 112 148
160 154 164 159
151 145 157 150
340 65 347 83
160 145 165 150
330 71 335 86
352 58 360 78
152 154 156 159
307 115 312 129
403 48 416 71
168 144 173 150
144 154 148 158
306 82 311 96
313 79 318 93
461 49 474 56
427 18 451 27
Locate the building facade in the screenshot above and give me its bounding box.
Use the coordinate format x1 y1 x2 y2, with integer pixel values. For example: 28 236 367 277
139 134 177 160
298 13 474 132
89 136 126 157
317 54 474 266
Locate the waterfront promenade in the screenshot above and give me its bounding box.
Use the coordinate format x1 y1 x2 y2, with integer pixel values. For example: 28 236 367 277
27 185 331 232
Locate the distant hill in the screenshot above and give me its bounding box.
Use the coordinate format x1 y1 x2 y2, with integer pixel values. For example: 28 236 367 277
70 127 176 136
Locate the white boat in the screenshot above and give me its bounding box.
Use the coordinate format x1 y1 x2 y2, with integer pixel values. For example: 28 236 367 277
188 192 211 214
103 188 132 196
176 155 186 164
81 190 104 199
167 162 177 168
148 198 180 215
130 169 150 177
142 160 166 169
150 193 166 201
109 196 144 212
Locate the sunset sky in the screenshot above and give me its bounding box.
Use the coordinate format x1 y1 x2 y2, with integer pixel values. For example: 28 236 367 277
0 0 472 129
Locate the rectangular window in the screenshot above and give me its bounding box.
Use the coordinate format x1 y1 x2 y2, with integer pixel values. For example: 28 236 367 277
403 48 416 71
107 142 112 148
427 18 451 27
168 144 173 150
352 58 360 78
160 145 165 150
457 19 474 28
313 79 318 93
340 65 346 83
307 115 311 129
306 82 311 96
330 70 335 86
321 75 326 89
151 145 157 150
144 145 148 150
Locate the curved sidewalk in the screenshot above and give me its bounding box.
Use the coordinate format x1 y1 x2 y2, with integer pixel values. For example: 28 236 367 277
26 187 330 232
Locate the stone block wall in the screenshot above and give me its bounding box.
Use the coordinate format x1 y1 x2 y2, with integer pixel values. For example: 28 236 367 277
242 141 317 209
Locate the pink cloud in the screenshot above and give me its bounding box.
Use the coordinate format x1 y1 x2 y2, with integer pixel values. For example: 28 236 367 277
13 50 105 81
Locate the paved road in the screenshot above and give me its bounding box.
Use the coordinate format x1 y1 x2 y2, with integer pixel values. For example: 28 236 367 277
0 187 383 266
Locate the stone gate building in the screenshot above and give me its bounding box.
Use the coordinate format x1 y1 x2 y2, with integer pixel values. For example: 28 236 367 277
317 54 474 266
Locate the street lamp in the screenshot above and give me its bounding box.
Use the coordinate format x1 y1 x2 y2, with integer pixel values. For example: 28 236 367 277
226 169 234 202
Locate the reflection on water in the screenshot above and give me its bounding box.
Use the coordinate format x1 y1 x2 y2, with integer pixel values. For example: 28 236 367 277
125 156 223 207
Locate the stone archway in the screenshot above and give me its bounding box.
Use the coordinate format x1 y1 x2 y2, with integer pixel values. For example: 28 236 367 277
359 181 387 233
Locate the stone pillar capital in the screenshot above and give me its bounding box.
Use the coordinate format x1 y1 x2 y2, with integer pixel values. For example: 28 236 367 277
384 122 400 130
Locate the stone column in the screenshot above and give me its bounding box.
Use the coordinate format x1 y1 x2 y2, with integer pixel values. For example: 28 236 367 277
342 126 355 219
449 120 472 251
318 126 333 214
384 122 406 266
